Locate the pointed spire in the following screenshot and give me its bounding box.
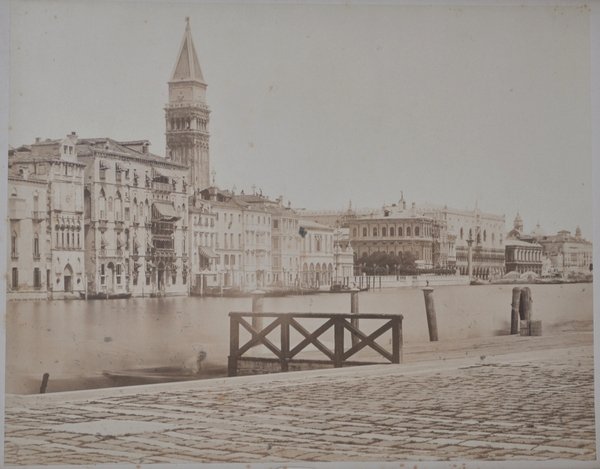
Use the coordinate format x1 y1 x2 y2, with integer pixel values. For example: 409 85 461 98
170 18 206 84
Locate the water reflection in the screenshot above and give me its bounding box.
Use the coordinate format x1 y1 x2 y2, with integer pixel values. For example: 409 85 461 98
6 284 592 394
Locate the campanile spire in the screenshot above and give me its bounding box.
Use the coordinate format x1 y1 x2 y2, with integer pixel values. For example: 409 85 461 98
165 18 210 193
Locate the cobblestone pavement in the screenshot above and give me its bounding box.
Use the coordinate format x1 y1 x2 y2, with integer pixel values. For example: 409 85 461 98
5 335 596 466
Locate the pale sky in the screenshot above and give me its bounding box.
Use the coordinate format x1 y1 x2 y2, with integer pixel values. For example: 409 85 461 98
8 1 594 238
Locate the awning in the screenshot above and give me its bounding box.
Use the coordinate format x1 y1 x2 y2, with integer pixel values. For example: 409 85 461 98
153 201 179 220
198 246 219 259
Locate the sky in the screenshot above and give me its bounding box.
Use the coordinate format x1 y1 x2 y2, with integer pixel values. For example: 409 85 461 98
8 1 594 238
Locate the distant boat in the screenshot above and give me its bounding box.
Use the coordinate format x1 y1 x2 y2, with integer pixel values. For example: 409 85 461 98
328 283 368 293
469 279 488 286
102 365 226 385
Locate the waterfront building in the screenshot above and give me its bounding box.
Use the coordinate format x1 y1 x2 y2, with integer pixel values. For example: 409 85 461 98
189 192 219 294
78 138 189 298
7 175 49 300
8 134 86 299
535 227 593 277
298 219 335 287
504 213 543 276
505 214 592 278
267 199 301 287
423 204 505 279
235 193 275 289
200 187 245 289
348 201 451 270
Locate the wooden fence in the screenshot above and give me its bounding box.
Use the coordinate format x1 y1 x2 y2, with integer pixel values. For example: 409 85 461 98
228 312 403 377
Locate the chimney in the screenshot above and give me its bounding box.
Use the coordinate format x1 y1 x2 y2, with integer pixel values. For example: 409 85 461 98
142 142 149 154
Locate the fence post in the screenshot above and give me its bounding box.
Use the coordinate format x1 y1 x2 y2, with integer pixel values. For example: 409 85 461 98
392 315 404 363
281 315 290 372
251 290 265 332
350 288 360 346
228 314 239 377
334 317 344 368
422 287 439 341
511 287 521 334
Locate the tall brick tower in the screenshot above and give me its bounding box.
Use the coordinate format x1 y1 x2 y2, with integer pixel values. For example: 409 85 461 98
165 17 210 193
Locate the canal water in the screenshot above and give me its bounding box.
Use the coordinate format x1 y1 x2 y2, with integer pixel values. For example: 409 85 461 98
5 283 593 394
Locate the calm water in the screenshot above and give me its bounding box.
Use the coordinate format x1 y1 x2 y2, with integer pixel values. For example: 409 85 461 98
6 283 593 394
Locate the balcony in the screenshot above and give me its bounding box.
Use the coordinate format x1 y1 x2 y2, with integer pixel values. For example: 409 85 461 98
114 220 125 231
98 220 108 231
31 211 47 221
152 181 172 193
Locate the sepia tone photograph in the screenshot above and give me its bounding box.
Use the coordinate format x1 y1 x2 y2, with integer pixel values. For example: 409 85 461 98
2 0 598 467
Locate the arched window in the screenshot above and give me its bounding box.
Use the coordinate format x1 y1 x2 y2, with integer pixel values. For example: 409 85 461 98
353 228 357 237
406 226 411 237
460 227 463 240
99 189 107 220
373 227 378 237
398 227 403 237
11 231 17 257
33 234 40 257
115 192 122 221
382 227 387 237
362 227 367 237
415 227 420 236
390 227 395 237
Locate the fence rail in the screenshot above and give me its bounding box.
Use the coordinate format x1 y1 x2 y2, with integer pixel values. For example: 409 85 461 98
228 312 403 377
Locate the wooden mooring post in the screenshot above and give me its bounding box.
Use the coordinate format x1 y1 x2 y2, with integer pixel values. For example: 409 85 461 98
422 287 438 341
519 287 532 321
510 287 521 334
510 287 540 336
40 372 49 394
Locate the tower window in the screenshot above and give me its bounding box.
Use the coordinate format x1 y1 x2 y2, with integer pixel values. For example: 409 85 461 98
12 268 18 289
11 231 18 258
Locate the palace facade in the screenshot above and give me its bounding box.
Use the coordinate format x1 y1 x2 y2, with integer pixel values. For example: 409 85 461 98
347 198 453 270
423 204 505 279
8 134 86 300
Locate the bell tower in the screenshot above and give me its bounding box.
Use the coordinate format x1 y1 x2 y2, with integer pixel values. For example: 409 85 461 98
165 17 210 193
